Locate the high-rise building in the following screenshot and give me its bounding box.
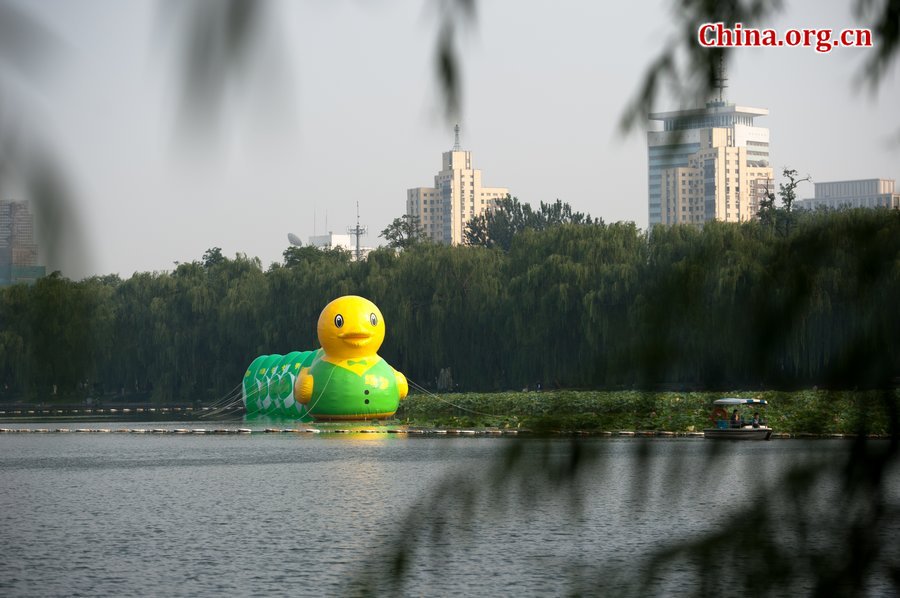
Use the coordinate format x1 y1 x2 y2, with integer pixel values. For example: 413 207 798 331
407 126 509 244
0 200 45 286
648 100 773 226
795 179 900 211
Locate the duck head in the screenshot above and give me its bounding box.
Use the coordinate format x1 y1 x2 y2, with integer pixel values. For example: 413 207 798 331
317 295 386 360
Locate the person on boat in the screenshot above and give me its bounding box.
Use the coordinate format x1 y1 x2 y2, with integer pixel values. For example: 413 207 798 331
751 412 761 428
730 409 742 428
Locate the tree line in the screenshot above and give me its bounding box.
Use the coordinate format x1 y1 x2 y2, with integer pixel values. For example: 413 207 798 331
0 208 897 403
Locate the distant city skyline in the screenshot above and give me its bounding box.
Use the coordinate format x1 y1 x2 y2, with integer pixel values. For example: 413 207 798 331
10 0 900 278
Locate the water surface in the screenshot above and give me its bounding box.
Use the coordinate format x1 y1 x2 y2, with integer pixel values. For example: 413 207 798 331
0 427 893 595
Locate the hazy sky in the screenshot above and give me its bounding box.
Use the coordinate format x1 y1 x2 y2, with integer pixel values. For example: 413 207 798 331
18 0 900 278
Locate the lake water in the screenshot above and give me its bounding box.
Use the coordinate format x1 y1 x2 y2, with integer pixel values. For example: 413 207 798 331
1 423 898 596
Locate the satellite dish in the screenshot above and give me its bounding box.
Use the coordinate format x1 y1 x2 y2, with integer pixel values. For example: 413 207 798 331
287 233 302 246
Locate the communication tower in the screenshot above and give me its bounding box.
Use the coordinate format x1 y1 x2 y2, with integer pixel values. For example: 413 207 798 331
347 202 368 261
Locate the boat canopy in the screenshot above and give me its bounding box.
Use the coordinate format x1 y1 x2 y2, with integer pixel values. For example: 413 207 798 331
713 397 768 406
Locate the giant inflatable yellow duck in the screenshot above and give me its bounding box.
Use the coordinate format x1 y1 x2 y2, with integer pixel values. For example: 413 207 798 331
241 295 407 421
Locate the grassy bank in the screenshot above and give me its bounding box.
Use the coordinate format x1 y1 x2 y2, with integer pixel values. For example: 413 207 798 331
396 390 899 435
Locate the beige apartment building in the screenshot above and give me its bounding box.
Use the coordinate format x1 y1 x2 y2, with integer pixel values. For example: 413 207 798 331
407 126 509 244
649 100 774 226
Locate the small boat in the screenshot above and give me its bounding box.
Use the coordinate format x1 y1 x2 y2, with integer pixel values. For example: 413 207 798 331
703 397 772 440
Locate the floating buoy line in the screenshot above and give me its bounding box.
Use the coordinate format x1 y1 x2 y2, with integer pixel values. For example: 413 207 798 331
0 426 527 436
0 426 841 438
0 406 204 416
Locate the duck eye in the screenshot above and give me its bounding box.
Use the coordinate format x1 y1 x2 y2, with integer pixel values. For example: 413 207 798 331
334 314 344 328
369 313 378 326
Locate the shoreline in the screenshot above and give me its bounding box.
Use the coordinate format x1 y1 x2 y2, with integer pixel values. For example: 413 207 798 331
0 421 892 440
2 389 898 436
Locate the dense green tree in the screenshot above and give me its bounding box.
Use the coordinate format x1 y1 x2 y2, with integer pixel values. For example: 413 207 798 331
202 247 225 268
465 196 600 250
758 168 813 236
379 215 427 250
282 244 351 268
0 209 897 402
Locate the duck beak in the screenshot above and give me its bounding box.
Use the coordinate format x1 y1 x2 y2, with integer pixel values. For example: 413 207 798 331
339 330 372 347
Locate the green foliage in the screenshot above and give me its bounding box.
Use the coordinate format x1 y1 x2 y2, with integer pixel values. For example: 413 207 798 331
464 195 600 250
0 210 897 403
379 215 427 250
396 389 899 435
757 167 812 235
202 247 225 268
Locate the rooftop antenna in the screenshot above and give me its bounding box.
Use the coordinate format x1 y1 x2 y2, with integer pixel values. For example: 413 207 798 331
453 123 461 151
347 201 368 261
714 54 728 102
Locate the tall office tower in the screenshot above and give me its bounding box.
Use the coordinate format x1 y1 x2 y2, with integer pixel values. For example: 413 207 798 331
648 100 773 226
0 200 44 286
407 125 509 244
795 179 900 210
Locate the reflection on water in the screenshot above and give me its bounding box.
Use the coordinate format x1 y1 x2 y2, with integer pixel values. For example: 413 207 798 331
0 430 895 596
